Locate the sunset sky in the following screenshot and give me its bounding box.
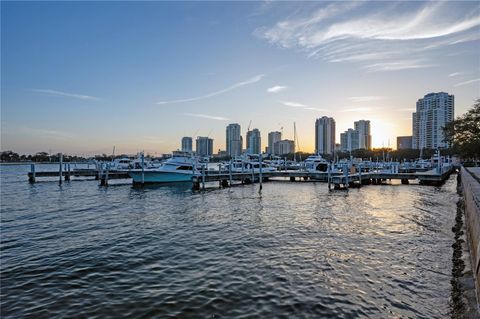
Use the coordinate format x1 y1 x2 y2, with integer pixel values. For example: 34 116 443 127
2 1 479 156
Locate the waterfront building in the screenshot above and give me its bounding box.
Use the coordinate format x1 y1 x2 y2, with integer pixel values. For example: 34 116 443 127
354 120 371 150
412 92 454 149
181 137 192 153
246 129 261 154
226 123 242 157
274 139 295 155
397 136 413 149
268 131 282 155
340 129 359 152
315 117 335 155
196 137 213 157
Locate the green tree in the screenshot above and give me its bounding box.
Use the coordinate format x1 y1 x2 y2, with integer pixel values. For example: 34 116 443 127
443 99 480 160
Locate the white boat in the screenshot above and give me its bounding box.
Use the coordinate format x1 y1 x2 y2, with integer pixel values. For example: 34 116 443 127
108 157 132 171
128 156 199 184
304 155 329 172
227 157 277 173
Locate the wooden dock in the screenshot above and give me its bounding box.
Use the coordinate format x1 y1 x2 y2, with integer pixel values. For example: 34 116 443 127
27 164 130 185
190 166 455 190
27 162 454 189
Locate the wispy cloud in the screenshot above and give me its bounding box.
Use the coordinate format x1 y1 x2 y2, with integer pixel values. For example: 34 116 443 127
184 113 229 121
348 96 385 102
267 85 287 93
157 74 264 105
280 101 328 112
363 60 436 72
454 78 480 87
448 72 463 77
254 2 480 71
31 89 99 101
281 101 308 108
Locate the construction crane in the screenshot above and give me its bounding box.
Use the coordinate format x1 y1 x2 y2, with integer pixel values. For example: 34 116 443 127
247 120 252 132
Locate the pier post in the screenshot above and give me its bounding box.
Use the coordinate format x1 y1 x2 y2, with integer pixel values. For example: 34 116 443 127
202 164 206 190
358 164 362 186
229 159 233 186
251 165 254 184
343 163 348 189
65 162 71 181
327 163 331 191
29 164 36 183
141 152 145 185
59 153 63 185
259 153 263 192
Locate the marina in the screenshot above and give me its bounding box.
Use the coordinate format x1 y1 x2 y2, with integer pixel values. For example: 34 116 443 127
25 154 456 189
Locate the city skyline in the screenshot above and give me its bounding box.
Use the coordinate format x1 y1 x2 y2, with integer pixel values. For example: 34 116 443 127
1 1 479 155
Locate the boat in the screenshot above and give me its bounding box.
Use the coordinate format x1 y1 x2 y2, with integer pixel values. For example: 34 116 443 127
304 155 329 172
107 157 132 171
128 155 199 183
227 156 277 173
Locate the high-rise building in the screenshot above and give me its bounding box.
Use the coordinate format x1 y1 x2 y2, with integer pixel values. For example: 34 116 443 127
340 129 359 152
246 129 261 154
268 131 282 155
274 139 295 155
354 120 371 150
315 117 336 155
397 136 413 149
196 136 213 157
412 92 454 149
181 137 193 152
226 123 242 157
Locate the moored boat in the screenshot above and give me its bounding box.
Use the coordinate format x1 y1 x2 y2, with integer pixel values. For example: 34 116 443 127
128 155 199 184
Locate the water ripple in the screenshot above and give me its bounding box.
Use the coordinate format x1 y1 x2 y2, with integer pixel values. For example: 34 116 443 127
1 164 457 318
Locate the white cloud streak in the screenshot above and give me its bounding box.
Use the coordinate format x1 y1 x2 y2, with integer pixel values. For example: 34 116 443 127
267 85 287 93
157 74 264 104
448 72 463 77
31 89 99 101
281 101 308 108
454 78 480 87
184 113 229 121
280 101 327 112
255 2 480 71
363 60 436 72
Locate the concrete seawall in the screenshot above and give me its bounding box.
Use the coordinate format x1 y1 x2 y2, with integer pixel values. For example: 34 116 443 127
462 166 480 303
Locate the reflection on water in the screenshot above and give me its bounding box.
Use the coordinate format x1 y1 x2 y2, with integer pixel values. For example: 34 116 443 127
1 164 457 318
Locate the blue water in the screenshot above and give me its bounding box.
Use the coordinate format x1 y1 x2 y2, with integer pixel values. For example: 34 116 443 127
1 164 457 318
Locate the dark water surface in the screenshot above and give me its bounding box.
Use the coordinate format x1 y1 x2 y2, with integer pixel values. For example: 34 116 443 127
1 164 457 318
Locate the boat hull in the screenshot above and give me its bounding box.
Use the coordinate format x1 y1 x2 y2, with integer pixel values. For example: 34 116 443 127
128 170 194 183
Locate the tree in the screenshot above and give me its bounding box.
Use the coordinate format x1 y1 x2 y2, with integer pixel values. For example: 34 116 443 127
443 99 480 160
0 151 19 162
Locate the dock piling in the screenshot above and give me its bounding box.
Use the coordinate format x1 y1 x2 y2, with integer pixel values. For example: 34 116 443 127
259 154 263 191
29 164 36 183
327 163 331 191
229 159 232 187
59 153 63 185
141 152 145 185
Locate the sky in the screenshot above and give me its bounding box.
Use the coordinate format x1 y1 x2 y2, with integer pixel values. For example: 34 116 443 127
1 1 479 156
